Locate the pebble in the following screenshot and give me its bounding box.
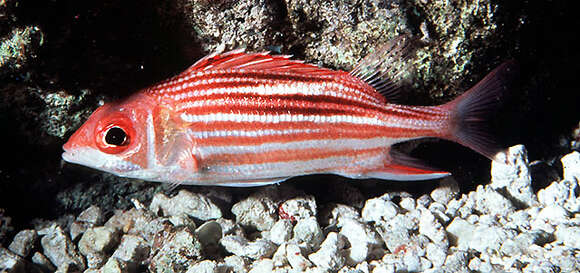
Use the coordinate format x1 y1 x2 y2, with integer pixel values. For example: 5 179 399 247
148 227 203 272
149 190 223 220
111 234 150 265
308 232 346 270
339 217 383 264
223 255 248 273
561 151 580 183
231 194 278 231
0 247 43 273
31 251 56 272
425 242 447 267
186 260 219 273
195 220 223 247
220 235 277 259
418 209 448 248
361 195 399 223
319 203 360 227
69 205 104 241
279 195 317 221
248 259 274 273
101 257 129 273
8 229 37 257
78 226 120 256
375 214 413 253
286 243 312 271
430 177 459 205
39 224 86 271
268 219 293 245
490 145 537 207
474 185 515 217
292 217 324 249
554 225 580 249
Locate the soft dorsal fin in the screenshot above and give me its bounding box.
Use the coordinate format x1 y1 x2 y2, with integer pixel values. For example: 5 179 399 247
183 49 339 76
350 35 415 102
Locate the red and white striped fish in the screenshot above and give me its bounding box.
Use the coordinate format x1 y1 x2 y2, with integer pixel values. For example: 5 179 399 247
62 41 515 186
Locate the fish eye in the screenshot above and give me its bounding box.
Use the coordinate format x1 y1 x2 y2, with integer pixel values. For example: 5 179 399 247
104 127 129 146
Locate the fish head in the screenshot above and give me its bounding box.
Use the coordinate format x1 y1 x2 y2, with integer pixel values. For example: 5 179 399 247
62 94 154 177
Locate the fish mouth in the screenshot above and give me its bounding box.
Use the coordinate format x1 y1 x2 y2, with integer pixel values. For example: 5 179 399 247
60 147 142 175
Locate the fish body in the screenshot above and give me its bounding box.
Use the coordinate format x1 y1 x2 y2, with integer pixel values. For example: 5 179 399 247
62 45 514 186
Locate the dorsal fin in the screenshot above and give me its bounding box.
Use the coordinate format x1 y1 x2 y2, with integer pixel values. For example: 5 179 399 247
350 35 415 102
183 49 339 76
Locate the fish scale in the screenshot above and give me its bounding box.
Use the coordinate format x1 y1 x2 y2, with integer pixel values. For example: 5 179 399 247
62 42 516 186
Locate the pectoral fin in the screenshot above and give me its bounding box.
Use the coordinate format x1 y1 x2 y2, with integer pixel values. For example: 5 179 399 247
365 150 450 181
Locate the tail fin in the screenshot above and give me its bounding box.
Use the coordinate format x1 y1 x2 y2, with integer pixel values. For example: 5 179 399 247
442 61 518 161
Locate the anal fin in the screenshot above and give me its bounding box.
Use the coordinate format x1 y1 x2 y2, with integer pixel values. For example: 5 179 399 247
365 150 450 181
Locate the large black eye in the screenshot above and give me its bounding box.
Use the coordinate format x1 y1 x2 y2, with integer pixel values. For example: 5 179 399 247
104 127 128 146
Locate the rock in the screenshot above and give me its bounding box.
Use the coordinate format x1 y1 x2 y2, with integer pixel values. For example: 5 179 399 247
220 235 276 259
473 185 515 217
538 179 580 213
286 243 312 271
561 151 580 183
101 258 128 273
430 177 460 205
148 227 203 272
248 259 274 273
84 252 106 269
186 260 219 273
105 209 168 242
425 242 447 267
231 193 278 232
268 219 293 245
418 209 448 248
222 255 248 273
279 195 317 221
361 195 400 223
214 218 243 237
292 217 324 249
31 251 56 272
446 218 516 253
168 213 197 229
442 250 469 273
318 203 360 227
8 229 38 257
0 247 44 273
195 221 223 248
490 145 537 207
77 205 104 224
111 234 150 268
39 224 85 271
554 226 580 249
149 190 223 220
272 243 288 267
375 214 414 254
339 217 383 265
307 232 346 271
78 226 120 256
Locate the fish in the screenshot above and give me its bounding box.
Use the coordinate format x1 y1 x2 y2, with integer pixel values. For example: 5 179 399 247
62 38 516 186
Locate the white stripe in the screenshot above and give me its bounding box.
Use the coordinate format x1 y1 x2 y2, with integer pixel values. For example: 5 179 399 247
198 137 400 156
146 112 158 168
192 128 319 139
154 75 383 105
181 112 385 126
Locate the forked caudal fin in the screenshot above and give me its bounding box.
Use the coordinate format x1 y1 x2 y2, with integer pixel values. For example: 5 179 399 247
442 61 519 162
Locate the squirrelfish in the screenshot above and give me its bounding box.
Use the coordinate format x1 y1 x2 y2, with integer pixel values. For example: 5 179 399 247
62 39 514 186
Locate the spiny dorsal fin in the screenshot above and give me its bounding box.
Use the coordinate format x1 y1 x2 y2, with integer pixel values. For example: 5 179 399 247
184 49 339 76
350 35 415 102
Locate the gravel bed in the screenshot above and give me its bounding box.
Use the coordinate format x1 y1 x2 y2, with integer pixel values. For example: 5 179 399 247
1 145 579 273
